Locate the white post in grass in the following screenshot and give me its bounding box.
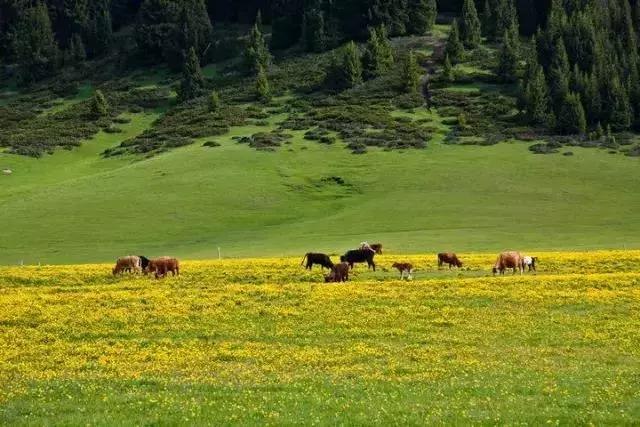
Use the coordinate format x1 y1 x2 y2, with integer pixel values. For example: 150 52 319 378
218 247 221 260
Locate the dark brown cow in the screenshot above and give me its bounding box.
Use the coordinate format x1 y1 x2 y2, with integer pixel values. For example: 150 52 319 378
492 251 524 275
438 252 462 269
301 253 334 270
147 257 180 279
324 262 350 283
392 262 413 279
370 243 383 255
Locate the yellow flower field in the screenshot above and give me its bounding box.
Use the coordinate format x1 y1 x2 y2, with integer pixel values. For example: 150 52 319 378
1 251 639 425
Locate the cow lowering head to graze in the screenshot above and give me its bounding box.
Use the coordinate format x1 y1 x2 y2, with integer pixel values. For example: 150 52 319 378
147 257 180 279
392 262 413 279
324 262 350 283
340 249 376 271
438 252 462 269
492 251 524 275
301 253 334 270
522 256 538 272
370 243 383 255
112 256 142 276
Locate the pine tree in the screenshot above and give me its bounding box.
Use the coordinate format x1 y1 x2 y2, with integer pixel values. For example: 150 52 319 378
445 19 464 63
557 92 586 134
497 30 517 82
443 54 454 82
208 90 221 112
377 25 394 71
302 4 327 53
524 65 553 125
90 89 109 117
407 0 437 35
402 50 421 94
362 27 383 80
326 41 362 89
256 64 271 101
481 0 495 39
583 71 602 125
459 0 482 48
548 37 570 113
67 33 86 64
15 2 59 85
178 47 206 102
244 17 271 73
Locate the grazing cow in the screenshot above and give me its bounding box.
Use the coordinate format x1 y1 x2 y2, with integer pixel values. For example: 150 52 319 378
522 256 538 272
324 262 350 283
370 243 383 255
112 256 142 276
392 262 413 280
438 252 463 269
492 251 524 275
301 253 334 270
341 249 376 271
147 257 180 279
138 255 150 271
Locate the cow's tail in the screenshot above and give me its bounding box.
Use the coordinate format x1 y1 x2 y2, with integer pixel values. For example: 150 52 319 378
301 253 308 266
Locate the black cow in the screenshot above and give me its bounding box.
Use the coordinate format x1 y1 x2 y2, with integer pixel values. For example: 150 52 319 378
301 253 334 270
341 249 376 271
138 256 150 271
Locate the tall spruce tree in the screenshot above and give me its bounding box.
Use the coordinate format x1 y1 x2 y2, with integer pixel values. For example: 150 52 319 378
178 47 206 102
256 64 271 101
548 37 570 113
15 1 59 85
244 17 271 73
362 25 393 79
302 2 327 52
90 89 109 117
326 41 362 89
378 25 394 71
86 0 112 58
497 30 517 82
445 19 464 63
402 50 421 94
557 92 586 134
443 54 454 82
407 0 437 35
459 0 481 48
524 64 553 125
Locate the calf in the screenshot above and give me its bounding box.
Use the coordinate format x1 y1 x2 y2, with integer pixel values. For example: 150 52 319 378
392 262 413 280
301 253 334 270
522 256 538 272
438 252 462 269
324 262 350 283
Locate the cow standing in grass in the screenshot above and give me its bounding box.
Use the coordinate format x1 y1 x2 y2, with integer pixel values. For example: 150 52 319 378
147 257 180 279
492 251 524 275
301 253 334 270
112 256 142 275
392 262 414 280
341 249 376 271
438 253 463 269
522 256 538 272
325 262 350 283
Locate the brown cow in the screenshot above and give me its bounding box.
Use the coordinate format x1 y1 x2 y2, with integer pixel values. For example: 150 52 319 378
147 257 180 279
324 262 349 283
370 243 383 255
392 262 413 279
492 251 524 275
112 256 142 276
438 252 462 269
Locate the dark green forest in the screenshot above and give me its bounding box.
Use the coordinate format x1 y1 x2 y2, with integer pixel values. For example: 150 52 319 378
2 0 640 157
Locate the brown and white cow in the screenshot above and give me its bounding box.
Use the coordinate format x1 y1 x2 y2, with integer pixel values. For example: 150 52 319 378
392 262 413 279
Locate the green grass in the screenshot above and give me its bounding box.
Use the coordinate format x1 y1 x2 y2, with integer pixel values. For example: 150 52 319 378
0 104 639 264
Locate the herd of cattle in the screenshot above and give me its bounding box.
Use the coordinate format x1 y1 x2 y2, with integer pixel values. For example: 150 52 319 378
112 244 538 281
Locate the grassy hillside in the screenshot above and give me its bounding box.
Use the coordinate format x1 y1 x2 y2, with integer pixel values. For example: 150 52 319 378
1 27 640 265
1 106 639 264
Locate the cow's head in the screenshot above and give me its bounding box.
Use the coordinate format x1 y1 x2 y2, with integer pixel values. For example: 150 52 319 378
492 267 498 275
340 255 346 262
456 260 463 267
324 273 334 283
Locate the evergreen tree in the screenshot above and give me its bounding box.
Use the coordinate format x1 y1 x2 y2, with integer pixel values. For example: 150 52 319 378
481 0 495 39
557 92 586 134
208 90 221 112
583 71 602 125
497 30 517 82
443 54 454 82
90 89 109 117
67 33 86 64
178 47 206 102
256 64 271 101
270 0 303 50
15 2 59 85
445 19 464 63
362 27 383 80
459 0 481 48
244 18 271 73
377 25 394 71
407 0 437 35
493 0 517 40
135 0 180 58
86 0 113 58
548 37 570 113
302 3 327 53
524 64 552 125
326 41 362 89
402 50 421 94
